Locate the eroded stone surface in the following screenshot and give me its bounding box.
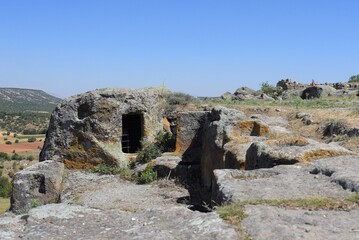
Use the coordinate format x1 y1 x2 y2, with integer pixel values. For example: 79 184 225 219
310 156 359 192
10 160 64 214
245 138 352 170
40 88 166 168
242 205 359 240
212 165 351 205
1 170 238 240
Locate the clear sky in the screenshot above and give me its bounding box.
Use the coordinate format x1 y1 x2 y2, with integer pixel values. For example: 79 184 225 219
0 0 358 98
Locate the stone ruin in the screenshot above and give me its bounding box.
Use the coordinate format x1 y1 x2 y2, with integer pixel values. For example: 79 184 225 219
39 88 165 168
9 87 358 216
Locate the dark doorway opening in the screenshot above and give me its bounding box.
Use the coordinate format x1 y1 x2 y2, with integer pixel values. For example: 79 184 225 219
122 114 143 153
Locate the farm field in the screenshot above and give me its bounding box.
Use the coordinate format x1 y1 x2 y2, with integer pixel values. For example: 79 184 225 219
0 131 44 155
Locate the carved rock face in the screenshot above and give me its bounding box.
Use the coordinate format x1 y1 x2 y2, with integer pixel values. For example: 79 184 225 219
40 88 166 168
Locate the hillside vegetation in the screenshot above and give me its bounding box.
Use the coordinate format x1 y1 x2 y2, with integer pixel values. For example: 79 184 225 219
0 88 61 113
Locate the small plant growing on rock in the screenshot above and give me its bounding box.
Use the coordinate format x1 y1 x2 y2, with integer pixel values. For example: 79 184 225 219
31 199 41 208
136 141 161 164
155 131 175 152
93 164 133 180
138 163 157 184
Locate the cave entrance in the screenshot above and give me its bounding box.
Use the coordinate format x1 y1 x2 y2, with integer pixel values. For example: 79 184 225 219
122 114 143 153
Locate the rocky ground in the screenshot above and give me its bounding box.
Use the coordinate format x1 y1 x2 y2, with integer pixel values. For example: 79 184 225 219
0 171 237 240
2 98 359 239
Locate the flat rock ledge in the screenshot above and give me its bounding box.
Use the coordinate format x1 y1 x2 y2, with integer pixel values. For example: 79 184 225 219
242 205 359 240
212 160 355 205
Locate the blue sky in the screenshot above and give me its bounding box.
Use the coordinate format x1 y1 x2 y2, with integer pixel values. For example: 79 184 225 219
0 1 358 98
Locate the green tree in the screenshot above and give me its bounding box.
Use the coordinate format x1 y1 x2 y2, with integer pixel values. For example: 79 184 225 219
349 74 359 83
261 81 282 98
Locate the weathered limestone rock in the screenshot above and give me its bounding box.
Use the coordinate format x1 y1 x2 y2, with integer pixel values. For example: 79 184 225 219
233 87 256 100
151 156 200 181
211 164 351 205
175 111 210 163
1 170 238 240
40 88 165 168
11 160 64 214
309 156 359 192
300 86 323 99
245 137 352 170
220 92 234 101
242 206 359 240
200 107 272 190
257 93 275 101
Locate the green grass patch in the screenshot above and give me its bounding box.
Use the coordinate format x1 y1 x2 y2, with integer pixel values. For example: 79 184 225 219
216 202 250 239
346 192 359 204
93 164 134 181
247 196 340 209
15 134 45 139
0 197 10 214
200 96 358 109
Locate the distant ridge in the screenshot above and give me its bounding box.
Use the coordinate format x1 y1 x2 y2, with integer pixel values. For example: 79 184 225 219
0 88 62 113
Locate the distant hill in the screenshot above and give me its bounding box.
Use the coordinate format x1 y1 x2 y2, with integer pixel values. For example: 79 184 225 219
0 88 62 113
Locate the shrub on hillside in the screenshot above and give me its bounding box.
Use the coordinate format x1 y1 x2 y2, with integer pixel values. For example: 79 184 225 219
11 153 22 160
165 92 194 106
27 137 36 142
0 152 9 160
23 129 38 135
5 141 12 145
0 176 12 198
261 81 283 98
349 74 359 83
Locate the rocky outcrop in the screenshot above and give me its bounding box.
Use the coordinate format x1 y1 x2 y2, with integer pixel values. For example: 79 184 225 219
200 107 271 190
233 87 256 101
245 137 351 170
300 86 323 99
211 163 351 205
40 88 166 168
10 160 64 214
175 111 210 163
220 92 234 101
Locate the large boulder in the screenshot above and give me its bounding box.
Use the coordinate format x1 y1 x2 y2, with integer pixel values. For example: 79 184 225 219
220 92 234 101
233 87 256 101
11 160 64 214
300 86 323 99
40 88 166 168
